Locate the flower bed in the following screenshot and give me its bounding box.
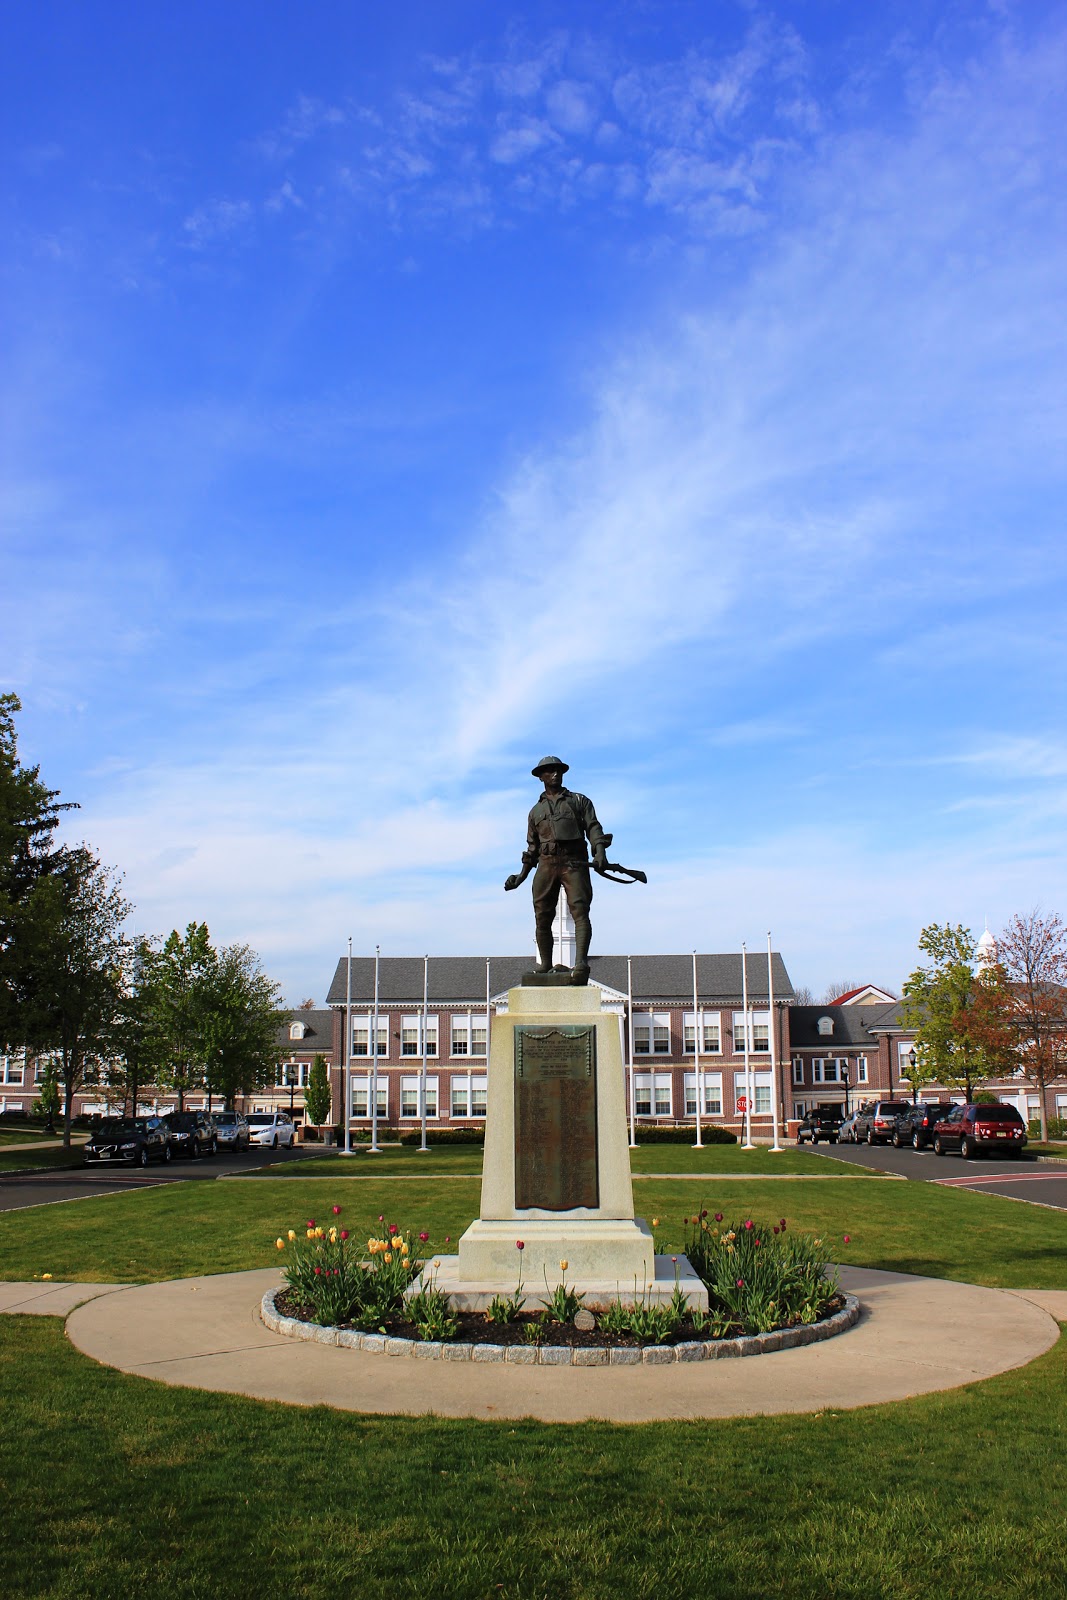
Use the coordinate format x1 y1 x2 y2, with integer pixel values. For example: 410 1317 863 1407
267 1206 858 1361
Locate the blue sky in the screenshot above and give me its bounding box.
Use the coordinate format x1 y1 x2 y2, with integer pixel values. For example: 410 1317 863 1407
3 1 1066 1004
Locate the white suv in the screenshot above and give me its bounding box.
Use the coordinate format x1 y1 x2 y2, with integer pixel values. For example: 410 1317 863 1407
247 1111 297 1149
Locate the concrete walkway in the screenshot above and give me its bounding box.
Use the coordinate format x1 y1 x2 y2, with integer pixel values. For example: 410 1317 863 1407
1 1267 1046 1422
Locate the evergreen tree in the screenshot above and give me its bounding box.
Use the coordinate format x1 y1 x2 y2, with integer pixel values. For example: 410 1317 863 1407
304 1053 333 1127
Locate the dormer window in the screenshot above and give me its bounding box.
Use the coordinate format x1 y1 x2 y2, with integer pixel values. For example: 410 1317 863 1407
817 1016 834 1037
289 1022 306 1041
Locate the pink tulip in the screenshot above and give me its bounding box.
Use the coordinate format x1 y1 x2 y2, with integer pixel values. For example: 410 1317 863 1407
843 1234 851 1244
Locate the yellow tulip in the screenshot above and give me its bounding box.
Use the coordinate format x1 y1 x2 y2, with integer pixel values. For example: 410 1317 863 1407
559 1259 568 1272
42 1273 53 1280
315 1227 325 1239
384 1252 393 1264
651 1218 660 1228
400 1243 409 1256
275 1238 285 1250
287 1229 296 1241
306 1228 315 1239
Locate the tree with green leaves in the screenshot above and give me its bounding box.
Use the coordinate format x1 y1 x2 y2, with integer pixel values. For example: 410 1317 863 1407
304 1053 333 1127
900 923 1014 1100
17 852 133 1146
200 942 285 1110
142 922 216 1111
32 1057 61 1133
0 693 79 1052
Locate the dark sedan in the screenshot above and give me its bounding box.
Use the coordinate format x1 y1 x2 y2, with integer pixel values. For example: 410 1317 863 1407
84 1117 171 1167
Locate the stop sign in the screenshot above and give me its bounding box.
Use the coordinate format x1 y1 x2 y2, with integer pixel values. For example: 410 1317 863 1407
736 1095 748 1113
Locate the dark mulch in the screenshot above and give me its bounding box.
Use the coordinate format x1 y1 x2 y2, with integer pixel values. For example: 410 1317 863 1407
274 1289 846 1350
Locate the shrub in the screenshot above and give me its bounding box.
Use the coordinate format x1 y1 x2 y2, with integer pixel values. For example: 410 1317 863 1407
1029 1117 1067 1139
397 1127 486 1146
635 1124 737 1144
683 1214 837 1335
277 1209 422 1327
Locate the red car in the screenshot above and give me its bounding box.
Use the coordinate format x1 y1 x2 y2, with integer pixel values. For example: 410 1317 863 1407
932 1102 1027 1159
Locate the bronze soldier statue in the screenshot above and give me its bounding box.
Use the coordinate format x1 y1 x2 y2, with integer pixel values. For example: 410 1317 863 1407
505 757 645 984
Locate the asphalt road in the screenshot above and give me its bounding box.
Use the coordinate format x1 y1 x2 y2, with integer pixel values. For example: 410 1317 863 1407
813 1136 1067 1211
0 1141 327 1212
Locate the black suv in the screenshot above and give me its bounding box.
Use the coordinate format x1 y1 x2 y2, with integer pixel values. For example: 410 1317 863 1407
84 1117 171 1167
891 1102 957 1150
796 1107 844 1145
163 1111 218 1159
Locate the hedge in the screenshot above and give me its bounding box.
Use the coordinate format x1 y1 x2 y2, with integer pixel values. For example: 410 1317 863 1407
634 1124 737 1145
397 1127 486 1146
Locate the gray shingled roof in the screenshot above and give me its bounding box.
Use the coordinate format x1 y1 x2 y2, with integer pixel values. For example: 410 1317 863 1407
787 1002 905 1048
275 1008 335 1049
325 953 794 1007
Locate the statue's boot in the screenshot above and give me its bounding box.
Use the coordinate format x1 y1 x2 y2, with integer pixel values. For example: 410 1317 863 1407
534 932 555 974
571 922 591 984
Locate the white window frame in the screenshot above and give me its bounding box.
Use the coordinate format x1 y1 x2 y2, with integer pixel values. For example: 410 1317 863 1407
633 1071 672 1116
401 1015 438 1058
732 1012 770 1055
683 1012 721 1055
733 1070 772 1115
450 1013 488 1059
792 1059 804 1086
350 1076 388 1118
633 1013 671 1056
400 1074 439 1119
684 1070 723 1116
449 1072 487 1117
857 1059 869 1083
275 1059 310 1089
0 1056 25 1086
351 1016 388 1058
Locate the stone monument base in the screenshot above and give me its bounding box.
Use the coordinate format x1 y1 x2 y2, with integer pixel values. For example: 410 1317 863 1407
413 1245 709 1314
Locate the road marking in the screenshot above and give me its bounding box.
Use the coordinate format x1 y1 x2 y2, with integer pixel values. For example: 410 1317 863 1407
933 1173 1067 1187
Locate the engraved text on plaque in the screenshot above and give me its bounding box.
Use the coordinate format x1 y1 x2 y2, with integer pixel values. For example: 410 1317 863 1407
514 1025 599 1210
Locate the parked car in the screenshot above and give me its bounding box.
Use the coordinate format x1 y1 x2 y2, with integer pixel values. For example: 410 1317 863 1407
933 1102 1028 1159
84 1117 171 1167
838 1109 866 1144
796 1107 844 1145
892 1102 958 1150
854 1100 912 1145
162 1110 218 1159
247 1111 296 1149
213 1111 250 1152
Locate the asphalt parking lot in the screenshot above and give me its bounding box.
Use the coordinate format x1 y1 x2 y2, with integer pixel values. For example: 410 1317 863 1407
0 1141 326 1212
816 1137 1067 1211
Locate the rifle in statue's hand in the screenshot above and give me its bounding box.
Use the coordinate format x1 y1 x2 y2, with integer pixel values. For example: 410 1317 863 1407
592 860 648 885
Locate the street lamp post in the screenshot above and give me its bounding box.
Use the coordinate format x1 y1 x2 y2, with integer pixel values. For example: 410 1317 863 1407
907 1048 918 1104
286 1064 297 1119
842 1065 850 1119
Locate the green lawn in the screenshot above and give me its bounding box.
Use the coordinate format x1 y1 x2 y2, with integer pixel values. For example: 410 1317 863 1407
1 1313 1064 1600
2 1172 1064 1289
0 1125 63 1145
273 1141 874 1179
0 1146 86 1173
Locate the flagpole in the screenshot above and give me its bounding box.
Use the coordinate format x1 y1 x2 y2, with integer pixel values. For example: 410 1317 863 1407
627 956 637 1148
418 953 429 1153
742 942 754 1148
692 950 703 1147
768 931 782 1153
343 935 352 1157
369 943 381 1153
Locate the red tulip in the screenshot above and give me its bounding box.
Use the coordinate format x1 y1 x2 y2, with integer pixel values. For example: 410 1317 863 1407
744 1220 753 1231
714 1213 723 1223
516 1240 525 1250
736 1278 744 1288
340 1230 349 1241
388 1223 398 1235
843 1234 851 1244
314 1266 322 1276
332 1205 342 1215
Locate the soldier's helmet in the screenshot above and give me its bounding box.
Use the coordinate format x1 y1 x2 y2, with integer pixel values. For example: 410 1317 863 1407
531 755 570 778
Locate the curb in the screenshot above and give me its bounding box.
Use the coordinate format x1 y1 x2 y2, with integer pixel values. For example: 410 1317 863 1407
260 1288 861 1365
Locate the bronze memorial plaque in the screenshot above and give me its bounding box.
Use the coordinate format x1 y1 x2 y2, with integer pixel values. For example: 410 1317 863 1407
514 1025 599 1210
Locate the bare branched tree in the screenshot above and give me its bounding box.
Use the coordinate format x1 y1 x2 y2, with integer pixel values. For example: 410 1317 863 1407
993 911 1067 1142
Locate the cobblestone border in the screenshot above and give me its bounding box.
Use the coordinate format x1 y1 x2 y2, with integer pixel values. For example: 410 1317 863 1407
260 1289 861 1364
